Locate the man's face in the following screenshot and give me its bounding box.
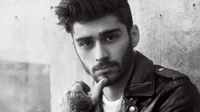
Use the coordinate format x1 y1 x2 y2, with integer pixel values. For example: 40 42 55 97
72 15 135 86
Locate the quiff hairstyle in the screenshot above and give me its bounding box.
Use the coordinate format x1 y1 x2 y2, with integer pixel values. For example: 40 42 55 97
55 0 133 34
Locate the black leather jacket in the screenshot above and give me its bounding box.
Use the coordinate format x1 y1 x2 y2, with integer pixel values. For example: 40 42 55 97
97 51 200 112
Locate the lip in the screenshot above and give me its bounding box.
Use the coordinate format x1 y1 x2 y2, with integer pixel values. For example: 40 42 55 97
94 64 115 71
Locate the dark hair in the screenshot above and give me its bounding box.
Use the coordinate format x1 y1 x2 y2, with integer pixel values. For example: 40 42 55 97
55 0 133 33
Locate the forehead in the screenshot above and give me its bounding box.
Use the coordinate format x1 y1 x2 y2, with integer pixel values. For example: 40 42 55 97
72 15 126 39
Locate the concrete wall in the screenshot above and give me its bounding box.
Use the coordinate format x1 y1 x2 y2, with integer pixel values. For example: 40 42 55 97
130 0 200 91
0 0 199 112
0 0 92 112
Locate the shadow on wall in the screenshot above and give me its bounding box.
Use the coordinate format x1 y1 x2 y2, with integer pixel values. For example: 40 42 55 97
0 60 50 112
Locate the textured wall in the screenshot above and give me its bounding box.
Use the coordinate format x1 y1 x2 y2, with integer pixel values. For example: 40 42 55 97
0 60 50 112
0 0 200 112
0 0 88 112
130 0 200 91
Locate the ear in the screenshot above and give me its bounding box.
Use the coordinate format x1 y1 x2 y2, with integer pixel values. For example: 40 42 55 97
130 25 140 48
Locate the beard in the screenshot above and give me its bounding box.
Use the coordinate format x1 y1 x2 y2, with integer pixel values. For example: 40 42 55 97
75 41 134 86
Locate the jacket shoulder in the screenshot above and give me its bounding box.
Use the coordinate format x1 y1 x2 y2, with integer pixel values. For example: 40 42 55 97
154 65 189 80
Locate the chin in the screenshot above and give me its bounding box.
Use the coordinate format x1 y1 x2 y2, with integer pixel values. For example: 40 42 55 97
106 78 119 86
94 72 121 86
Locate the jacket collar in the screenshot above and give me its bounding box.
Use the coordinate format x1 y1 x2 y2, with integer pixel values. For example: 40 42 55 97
124 51 155 97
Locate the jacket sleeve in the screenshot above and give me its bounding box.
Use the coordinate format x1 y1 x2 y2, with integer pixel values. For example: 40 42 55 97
158 78 200 112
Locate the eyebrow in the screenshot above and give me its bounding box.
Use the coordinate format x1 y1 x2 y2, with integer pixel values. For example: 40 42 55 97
99 28 121 36
75 28 121 42
75 36 93 42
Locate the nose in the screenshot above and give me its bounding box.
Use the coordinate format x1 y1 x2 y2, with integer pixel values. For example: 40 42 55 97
94 43 109 62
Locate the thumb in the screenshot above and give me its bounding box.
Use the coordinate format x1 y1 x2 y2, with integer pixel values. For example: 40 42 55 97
92 78 108 105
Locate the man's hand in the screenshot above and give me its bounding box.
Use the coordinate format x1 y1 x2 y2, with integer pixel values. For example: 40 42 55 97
59 78 108 112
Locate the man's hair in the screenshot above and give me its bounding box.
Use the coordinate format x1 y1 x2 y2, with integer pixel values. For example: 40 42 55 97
55 0 133 33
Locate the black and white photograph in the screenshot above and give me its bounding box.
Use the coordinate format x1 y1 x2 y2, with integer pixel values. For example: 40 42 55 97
0 0 200 112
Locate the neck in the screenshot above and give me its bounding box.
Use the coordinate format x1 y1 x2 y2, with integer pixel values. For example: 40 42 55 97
103 60 134 101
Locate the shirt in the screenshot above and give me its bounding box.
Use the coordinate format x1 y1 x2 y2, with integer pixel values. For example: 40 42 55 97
102 95 122 112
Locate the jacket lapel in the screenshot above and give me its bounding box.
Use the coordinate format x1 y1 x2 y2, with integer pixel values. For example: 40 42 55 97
124 51 155 97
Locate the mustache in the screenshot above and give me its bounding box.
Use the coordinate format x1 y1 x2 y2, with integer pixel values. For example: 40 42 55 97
92 61 118 71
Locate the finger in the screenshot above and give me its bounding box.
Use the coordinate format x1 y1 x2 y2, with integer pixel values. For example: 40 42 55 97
70 81 91 96
77 81 91 93
70 82 83 92
92 78 108 105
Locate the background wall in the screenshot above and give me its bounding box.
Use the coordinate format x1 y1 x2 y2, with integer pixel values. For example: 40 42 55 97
130 0 200 91
0 0 199 112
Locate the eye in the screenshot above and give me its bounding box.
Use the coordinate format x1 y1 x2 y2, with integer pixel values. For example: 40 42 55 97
105 35 118 41
79 41 93 48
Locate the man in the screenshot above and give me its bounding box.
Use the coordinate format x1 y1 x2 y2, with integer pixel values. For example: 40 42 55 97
55 0 200 112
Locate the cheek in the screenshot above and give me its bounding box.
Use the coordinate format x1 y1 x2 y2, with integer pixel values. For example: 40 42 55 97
76 48 94 68
109 38 130 63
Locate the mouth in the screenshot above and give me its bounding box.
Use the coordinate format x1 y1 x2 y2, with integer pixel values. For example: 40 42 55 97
94 64 115 72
